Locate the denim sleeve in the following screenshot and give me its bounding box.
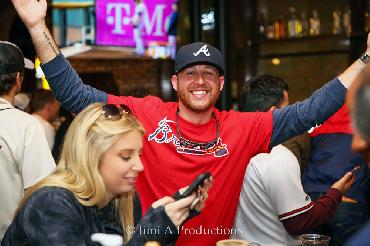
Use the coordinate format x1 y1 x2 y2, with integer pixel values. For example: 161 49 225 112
128 206 179 246
41 54 108 113
270 78 346 148
20 188 88 245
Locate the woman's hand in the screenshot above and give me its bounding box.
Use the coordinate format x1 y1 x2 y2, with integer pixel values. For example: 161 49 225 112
151 195 195 228
151 178 213 227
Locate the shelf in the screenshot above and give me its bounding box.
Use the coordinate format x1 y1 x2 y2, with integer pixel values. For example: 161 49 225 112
261 34 348 43
257 49 350 59
252 32 360 59
251 32 367 45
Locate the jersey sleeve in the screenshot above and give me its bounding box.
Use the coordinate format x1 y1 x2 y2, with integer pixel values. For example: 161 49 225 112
261 146 312 220
21 188 88 245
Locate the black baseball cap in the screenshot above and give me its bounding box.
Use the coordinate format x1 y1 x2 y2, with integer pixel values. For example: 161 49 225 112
0 41 34 74
175 42 224 75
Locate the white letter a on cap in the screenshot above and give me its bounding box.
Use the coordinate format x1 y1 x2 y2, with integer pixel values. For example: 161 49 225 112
193 45 210 57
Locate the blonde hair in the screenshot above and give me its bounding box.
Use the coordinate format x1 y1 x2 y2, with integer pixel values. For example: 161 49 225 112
18 103 145 242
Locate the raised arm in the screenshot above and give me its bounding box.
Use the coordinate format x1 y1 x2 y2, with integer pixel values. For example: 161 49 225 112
338 33 370 89
11 0 58 63
270 33 370 148
12 0 107 112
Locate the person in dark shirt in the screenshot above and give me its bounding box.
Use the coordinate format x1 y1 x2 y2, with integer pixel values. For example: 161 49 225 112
167 1 179 59
2 103 211 245
345 71 370 245
52 108 75 162
302 105 370 246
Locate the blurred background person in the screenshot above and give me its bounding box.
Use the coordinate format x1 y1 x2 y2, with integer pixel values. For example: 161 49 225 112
345 73 370 245
51 108 75 162
0 41 55 240
31 88 60 150
302 105 370 246
13 92 31 113
133 0 145 56
167 0 179 59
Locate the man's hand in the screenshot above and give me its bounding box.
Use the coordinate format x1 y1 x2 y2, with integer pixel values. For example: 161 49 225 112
331 172 355 194
367 32 370 55
11 0 47 31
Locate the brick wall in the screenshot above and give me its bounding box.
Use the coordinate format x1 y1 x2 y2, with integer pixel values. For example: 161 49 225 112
68 55 163 98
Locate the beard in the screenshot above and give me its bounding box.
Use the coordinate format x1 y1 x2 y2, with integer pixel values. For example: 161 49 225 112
177 85 221 113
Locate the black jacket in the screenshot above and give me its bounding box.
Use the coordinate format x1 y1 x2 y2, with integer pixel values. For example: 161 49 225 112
1 187 179 245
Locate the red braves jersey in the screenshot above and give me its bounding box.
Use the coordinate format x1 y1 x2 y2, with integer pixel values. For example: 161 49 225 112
108 95 273 245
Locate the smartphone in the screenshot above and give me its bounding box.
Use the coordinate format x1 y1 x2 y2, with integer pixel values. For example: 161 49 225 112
351 165 361 174
173 172 212 200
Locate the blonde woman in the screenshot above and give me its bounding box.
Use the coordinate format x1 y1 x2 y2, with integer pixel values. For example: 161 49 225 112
2 103 211 245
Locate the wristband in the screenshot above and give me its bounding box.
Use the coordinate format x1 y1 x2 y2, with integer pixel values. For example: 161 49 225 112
359 53 370 64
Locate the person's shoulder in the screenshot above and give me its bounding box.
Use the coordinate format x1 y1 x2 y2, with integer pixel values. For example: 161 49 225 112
217 108 272 121
1 109 46 135
141 95 177 110
27 186 76 205
8 108 42 126
271 144 295 155
214 108 242 120
251 145 297 169
21 186 83 217
268 145 298 164
17 186 84 233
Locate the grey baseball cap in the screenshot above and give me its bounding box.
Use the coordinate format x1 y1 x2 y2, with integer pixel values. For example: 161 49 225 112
0 41 34 74
175 42 224 75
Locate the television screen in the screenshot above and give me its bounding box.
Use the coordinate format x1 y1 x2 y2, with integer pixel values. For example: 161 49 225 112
96 0 175 48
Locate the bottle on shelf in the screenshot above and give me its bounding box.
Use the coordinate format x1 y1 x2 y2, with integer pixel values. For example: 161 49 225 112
258 12 267 39
287 6 298 38
342 6 351 36
266 21 275 39
332 7 342 34
301 11 309 36
274 20 280 39
274 16 285 39
296 14 303 37
309 9 320 36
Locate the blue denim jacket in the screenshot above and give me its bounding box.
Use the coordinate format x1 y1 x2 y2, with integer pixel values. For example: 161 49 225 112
1 187 179 245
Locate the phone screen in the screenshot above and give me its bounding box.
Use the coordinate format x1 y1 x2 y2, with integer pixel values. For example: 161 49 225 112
351 165 360 174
